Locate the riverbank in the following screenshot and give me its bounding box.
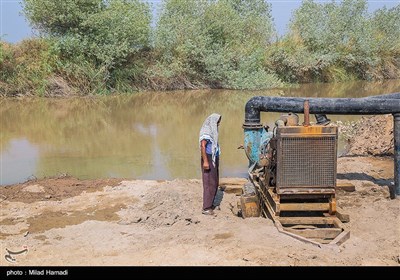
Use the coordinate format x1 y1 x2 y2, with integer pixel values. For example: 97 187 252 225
1 115 399 266
1 155 399 266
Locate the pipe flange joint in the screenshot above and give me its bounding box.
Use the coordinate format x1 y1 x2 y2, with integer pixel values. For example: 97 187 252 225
243 122 263 129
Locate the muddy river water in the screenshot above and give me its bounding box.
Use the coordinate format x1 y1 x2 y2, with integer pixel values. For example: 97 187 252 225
1 79 399 185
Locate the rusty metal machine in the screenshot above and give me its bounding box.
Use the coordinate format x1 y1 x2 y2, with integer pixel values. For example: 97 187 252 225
242 104 350 246
240 93 400 246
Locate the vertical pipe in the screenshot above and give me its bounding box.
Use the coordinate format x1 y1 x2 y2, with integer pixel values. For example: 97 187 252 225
394 113 400 198
303 100 310 127
243 125 263 168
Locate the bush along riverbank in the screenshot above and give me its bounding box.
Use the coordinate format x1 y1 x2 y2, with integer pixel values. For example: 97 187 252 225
1 0 399 96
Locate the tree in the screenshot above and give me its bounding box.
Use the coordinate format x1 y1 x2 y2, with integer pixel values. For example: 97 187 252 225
23 0 151 67
371 4 400 55
289 0 371 55
154 0 282 89
270 0 400 82
23 0 104 36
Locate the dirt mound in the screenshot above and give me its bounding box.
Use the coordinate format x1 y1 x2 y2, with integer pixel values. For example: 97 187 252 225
0 175 123 203
118 180 201 228
344 114 394 156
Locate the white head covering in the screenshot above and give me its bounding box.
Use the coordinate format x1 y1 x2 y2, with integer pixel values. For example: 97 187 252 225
199 113 221 167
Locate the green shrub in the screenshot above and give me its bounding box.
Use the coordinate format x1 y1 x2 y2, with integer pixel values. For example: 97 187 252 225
6 0 397 94
0 39 57 96
269 0 400 83
23 0 104 35
23 0 151 93
154 0 282 89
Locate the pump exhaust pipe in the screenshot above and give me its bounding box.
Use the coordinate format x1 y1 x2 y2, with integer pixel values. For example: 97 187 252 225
244 93 400 198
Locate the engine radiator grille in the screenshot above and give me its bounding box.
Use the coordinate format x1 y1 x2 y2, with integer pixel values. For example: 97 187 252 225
276 126 337 191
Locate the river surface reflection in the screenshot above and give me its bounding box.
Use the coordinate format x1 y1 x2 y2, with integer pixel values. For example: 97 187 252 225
1 79 399 185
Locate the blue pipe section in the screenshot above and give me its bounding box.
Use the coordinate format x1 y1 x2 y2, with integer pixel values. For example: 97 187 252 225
244 126 273 168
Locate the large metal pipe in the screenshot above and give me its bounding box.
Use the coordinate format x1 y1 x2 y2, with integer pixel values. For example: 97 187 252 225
243 93 400 198
394 113 400 197
245 95 400 124
367 92 400 99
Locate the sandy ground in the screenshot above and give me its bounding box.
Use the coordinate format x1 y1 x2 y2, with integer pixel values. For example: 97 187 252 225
0 155 399 267
1 115 399 266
